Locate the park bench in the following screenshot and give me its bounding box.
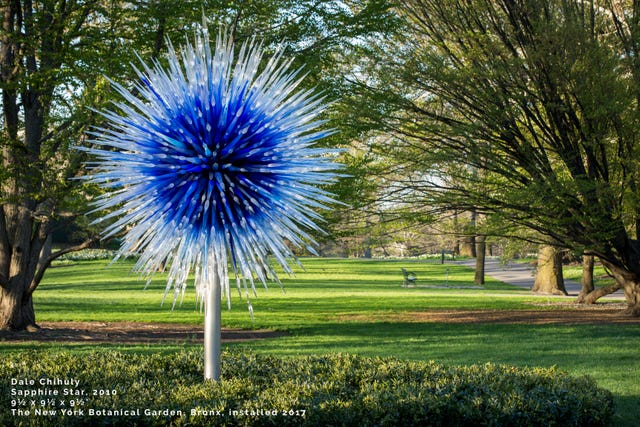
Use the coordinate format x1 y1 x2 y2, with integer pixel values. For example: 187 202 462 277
401 268 417 287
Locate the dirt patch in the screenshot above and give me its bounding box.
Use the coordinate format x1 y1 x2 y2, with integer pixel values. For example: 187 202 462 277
2 303 637 344
0 321 286 344
339 303 640 325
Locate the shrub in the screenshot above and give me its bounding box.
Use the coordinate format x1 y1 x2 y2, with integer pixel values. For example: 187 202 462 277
1 350 613 426
57 249 120 262
55 249 142 262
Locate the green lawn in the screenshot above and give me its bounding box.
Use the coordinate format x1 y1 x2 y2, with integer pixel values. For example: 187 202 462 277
563 263 618 287
3 257 639 426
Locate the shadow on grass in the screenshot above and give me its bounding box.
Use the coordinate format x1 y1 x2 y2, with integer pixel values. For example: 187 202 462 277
612 395 640 426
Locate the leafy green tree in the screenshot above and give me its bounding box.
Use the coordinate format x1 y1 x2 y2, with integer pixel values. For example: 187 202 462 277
1 0 109 330
0 0 397 330
352 0 640 313
0 0 221 330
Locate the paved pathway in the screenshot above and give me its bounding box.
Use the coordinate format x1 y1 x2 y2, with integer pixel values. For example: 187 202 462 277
457 259 625 299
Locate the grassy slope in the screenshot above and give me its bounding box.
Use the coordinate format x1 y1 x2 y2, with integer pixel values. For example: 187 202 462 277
3 257 638 426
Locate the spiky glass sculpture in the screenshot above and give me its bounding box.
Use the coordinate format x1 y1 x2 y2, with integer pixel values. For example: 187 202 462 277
82 27 341 380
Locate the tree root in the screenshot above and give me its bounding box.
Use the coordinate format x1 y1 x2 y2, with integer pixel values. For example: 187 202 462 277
575 283 622 304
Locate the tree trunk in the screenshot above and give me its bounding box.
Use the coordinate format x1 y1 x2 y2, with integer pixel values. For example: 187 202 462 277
1 1 59 331
459 237 476 257
532 245 568 295
0 205 42 330
576 254 595 303
0 283 37 331
474 235 486 285
622 279 640 316
596 260 640 315
363 246 372 259
459 209 477 257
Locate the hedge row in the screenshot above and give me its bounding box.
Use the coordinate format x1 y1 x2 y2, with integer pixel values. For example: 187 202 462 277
1 350 613 426
57 249 120 261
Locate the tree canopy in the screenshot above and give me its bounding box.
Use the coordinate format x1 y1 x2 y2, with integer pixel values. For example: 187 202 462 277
349 0 640 312
0 0 398 330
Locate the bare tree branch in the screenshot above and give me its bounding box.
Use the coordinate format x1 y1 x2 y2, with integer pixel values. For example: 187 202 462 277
24 237 97 300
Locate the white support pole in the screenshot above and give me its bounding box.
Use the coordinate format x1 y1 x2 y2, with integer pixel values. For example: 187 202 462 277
204 268 222 381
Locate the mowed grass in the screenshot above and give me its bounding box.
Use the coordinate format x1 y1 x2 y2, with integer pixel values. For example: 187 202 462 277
32 258 534 328
3 257 639 426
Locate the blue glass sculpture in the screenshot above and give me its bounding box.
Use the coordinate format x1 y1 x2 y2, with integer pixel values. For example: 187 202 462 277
82 26 341 380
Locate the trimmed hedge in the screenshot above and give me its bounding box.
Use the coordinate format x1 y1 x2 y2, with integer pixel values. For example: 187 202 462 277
1 350 613 426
